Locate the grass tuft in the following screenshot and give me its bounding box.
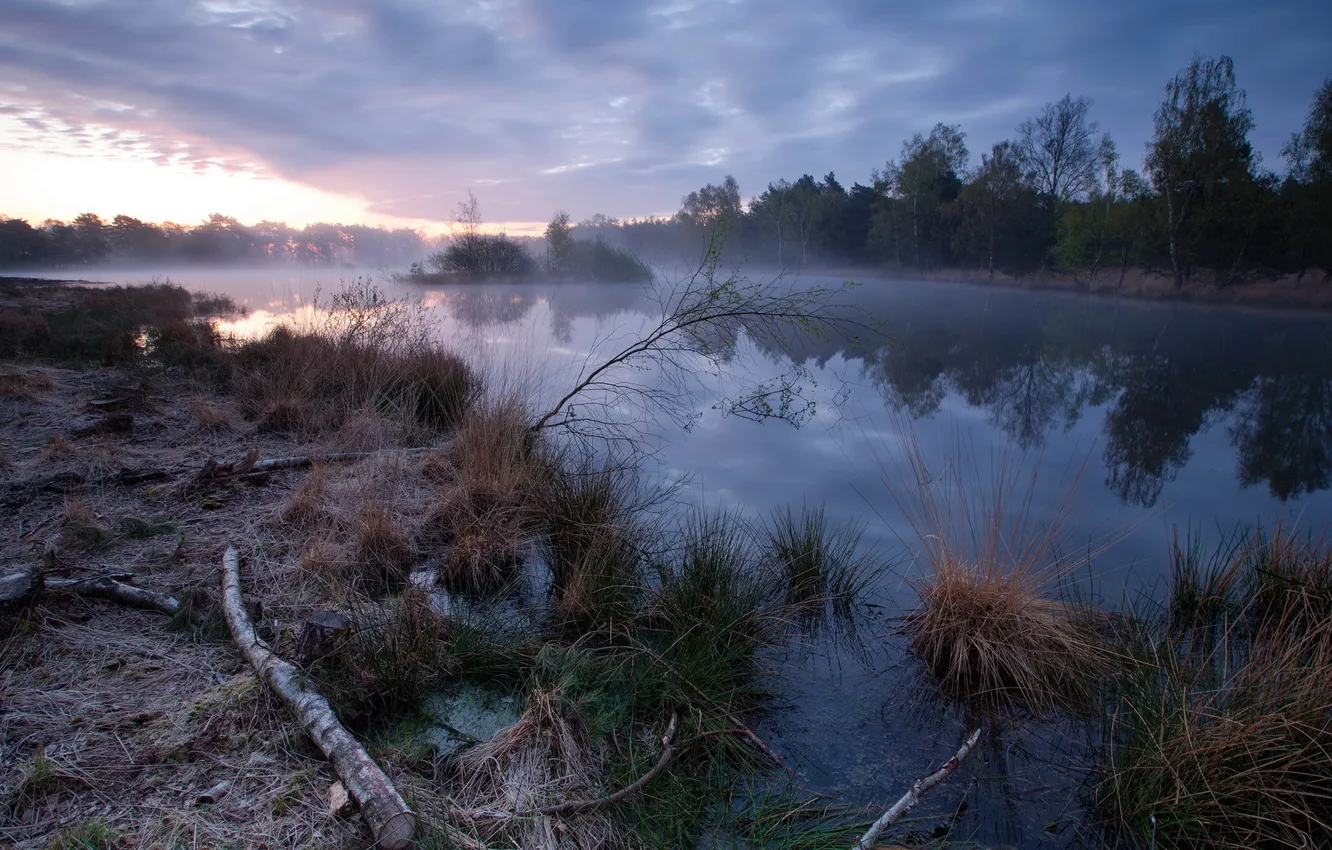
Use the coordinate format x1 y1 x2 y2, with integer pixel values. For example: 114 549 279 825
423 400 540 593
61 499 107 548
280 464 327 527
45 820 120 850
353 507 416 595
188 397 234 432
885 436 1113 712
1098 525 1332 848
537 460 643 631
646 509 778 713
763 504 881 637
312 593 455 724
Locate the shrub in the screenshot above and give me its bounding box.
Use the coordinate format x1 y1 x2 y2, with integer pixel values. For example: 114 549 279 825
232 322 478 437
571 238 653 282
427 234 536 278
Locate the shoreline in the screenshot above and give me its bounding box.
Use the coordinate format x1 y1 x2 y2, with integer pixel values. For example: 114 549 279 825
8 262 1332 313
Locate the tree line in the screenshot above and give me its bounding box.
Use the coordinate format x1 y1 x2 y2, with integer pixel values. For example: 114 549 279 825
0 212 429 269
577 56 1331 288
6 54 1327 289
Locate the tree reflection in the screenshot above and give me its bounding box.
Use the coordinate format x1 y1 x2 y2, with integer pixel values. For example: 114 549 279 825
445 287 538 328
1230 375 1332 501
747 280 1332 506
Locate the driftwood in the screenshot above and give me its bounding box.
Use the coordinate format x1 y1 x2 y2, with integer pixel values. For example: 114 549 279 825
197 780 234 805
329 781 355 818
469 714 678 821
221 546 416 849
46 575 182 616
852 727 982 850
697 726 798 778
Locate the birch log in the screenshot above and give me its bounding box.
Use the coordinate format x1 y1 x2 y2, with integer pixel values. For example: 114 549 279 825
221 546 416 849
852 727 981 850
46 576 181 616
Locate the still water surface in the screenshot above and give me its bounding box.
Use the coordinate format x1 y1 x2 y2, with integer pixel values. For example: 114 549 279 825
47 267 1332 846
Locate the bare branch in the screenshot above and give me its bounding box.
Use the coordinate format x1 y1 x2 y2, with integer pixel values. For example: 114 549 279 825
852 728 981 850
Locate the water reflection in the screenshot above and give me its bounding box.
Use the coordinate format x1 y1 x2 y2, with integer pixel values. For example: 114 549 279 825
45 267 1332 509
749 283 1332 508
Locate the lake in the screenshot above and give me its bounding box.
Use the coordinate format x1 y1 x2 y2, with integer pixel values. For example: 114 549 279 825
38 265 1332 846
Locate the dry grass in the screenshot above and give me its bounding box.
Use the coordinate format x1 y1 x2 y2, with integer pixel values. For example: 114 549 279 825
41 434 75 460
885 436 1114 711
454 687 622 848
332 409 390 452
423 399 541 593
0 368 53 399
296 532 343 582
188 397 235 433
279 463 327 527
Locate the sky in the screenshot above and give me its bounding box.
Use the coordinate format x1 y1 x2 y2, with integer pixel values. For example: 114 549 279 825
1 0 1329 235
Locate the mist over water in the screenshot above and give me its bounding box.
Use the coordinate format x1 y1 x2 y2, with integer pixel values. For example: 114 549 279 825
32 265 1332 845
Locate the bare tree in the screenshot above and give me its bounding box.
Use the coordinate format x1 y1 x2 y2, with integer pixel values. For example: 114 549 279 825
1015 94 1101 203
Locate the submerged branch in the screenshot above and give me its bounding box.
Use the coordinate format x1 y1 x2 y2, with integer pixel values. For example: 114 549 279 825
852 727 981 850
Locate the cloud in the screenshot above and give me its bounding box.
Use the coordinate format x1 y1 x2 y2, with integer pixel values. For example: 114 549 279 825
1 0 1328 223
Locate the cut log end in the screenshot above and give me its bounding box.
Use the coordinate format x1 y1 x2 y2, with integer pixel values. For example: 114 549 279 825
375 811 418 850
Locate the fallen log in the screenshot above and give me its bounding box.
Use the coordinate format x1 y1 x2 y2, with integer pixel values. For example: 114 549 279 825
189 446 446 492
852 727 981 850
221 546 415 849
46 575 181 616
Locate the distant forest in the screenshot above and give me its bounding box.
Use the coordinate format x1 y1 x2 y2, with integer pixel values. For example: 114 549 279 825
0 214 429 270
3 56 1328 289
585 57 1332 289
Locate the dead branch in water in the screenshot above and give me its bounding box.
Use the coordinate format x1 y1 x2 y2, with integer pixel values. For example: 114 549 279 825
221 546 416 850
46 575 181 616
467 714 678 821
852 727 981 850
697 726 799 778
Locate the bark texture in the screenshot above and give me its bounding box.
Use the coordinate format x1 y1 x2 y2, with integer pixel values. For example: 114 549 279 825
221 546 416 849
